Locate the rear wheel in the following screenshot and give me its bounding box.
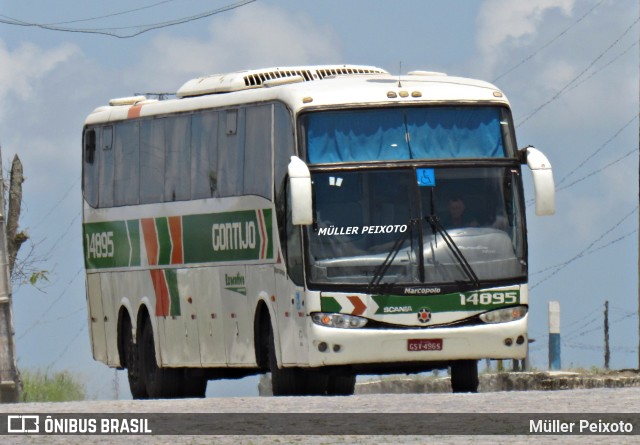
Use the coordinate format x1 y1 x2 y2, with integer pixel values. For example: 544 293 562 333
181 370 207 398
123 318 147 399
140 318 184 398
450 360 479 393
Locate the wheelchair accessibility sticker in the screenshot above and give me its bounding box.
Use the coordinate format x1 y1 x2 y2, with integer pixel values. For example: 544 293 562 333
417 168 435 187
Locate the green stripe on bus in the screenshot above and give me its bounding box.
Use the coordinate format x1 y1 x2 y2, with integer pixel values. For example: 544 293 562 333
155 217 172 265
320 290 520 315
183 209 273 263
164 269 181 317
372 290 520 314
84 220 136 269
84 208 274 269
320 296 342 313
126 219 141 266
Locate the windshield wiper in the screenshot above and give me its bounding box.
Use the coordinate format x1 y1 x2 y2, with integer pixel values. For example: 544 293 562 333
367 218 417 294
426 215 480 289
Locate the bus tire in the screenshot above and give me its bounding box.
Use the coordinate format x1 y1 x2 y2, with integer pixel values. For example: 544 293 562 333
123 318 147 399
450 360 479 393
268 323 300 396
182 370 207 398
327 372 356 396
140 318 183 399
298 369 329 395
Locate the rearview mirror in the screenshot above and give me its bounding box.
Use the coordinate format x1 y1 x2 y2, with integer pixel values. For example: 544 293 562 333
288 156 313 225
523 146 555 216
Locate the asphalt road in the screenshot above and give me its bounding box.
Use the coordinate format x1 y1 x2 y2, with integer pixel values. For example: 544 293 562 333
2 387 640 444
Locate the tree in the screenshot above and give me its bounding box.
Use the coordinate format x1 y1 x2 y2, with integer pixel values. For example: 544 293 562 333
6 155 27 277
5 155 48 288
0 152 23 402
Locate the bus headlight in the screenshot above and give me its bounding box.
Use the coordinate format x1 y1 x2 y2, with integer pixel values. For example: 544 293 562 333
312 312 367 329
479 306 527 324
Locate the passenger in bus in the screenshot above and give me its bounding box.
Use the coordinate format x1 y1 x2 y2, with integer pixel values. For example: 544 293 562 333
442 197 479 229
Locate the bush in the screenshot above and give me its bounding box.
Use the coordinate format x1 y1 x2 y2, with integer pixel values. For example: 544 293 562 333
21 369 86 402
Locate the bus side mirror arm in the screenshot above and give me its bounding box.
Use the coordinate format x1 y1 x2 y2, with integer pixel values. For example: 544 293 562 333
520 146 555 216
288 156 313 225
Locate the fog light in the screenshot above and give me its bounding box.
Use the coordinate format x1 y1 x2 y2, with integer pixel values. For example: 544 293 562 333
504 338 513 346
516 335 525 345
318 342 328 352
333 344 341 353
480 306 527 324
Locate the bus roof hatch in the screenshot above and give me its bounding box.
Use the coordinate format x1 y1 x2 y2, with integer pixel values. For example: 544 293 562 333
176 65 388 98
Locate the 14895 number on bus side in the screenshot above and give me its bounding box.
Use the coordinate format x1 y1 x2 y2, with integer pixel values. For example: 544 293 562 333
85 232 114 259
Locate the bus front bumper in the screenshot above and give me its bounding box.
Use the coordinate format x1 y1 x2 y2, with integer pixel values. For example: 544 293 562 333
306 316 528 367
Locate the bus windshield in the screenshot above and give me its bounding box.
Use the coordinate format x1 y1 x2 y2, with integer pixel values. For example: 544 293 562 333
302 106 515 163
305 167 526 291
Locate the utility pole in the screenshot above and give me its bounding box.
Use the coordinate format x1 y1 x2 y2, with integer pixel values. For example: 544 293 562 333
604 301 610 370
0 148 21 402
637 0 640 370
637 0 640 371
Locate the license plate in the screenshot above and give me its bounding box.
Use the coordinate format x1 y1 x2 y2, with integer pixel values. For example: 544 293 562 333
407 338 443 351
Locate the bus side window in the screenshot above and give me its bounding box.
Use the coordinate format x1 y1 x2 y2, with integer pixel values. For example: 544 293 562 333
273 103 299 280
85 129 96 164
165 115 191 201
244 105 272 199
103 125 113 150
99 126 115 208
191 111 219 199
113 121 140 206
217 108 245 197
140 118 165 204
83 128 99 207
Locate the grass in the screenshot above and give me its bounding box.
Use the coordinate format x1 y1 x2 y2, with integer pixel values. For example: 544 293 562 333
20 368 86 402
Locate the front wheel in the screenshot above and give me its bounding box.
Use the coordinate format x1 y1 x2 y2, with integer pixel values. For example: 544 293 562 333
268 323 300 396
450 360 479 393
327 372 356 396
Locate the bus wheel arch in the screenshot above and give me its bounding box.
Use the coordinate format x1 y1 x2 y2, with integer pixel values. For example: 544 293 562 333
254 300 272 371
267 318 300 395
253 299 298 395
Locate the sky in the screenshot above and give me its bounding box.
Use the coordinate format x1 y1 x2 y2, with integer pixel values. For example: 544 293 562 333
0 0 637 400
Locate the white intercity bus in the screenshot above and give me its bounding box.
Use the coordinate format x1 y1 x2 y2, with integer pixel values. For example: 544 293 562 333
82 65 555 398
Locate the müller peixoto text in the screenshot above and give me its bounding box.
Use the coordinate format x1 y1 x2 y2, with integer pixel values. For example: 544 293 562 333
530 419 634 434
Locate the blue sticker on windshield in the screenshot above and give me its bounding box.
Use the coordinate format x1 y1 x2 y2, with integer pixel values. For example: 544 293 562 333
417 168 435 186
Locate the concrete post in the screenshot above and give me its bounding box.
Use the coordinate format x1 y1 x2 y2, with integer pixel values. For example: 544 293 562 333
548 301 561 370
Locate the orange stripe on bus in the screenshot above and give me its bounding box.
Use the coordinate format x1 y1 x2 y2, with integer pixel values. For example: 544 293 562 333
128 104 143 119
141 218 159 266
150 269 170 317
127 105 142 119
168 216 183 264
